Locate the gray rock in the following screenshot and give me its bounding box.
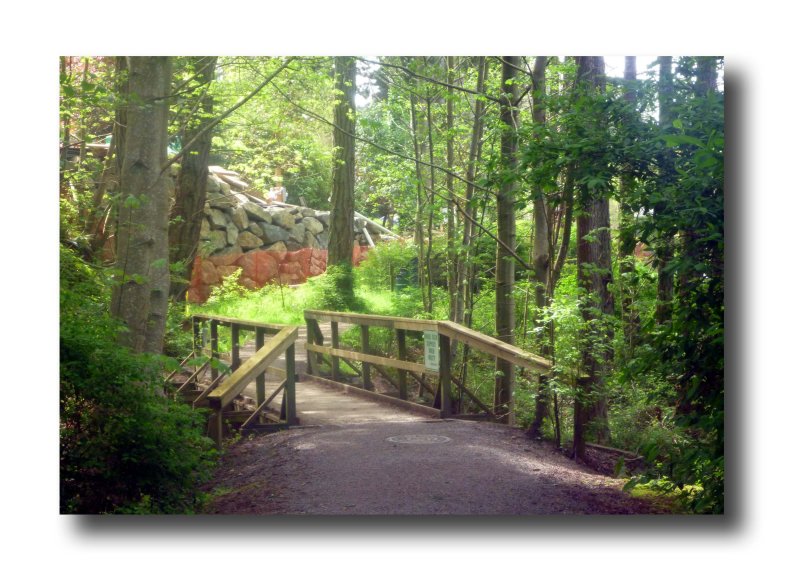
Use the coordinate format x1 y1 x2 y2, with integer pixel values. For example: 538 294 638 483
208 230 227 252
315 212 330 227
226 224 240 246
248 222 263 237
206 174 223 193
231 205 249 230
242 201 273 223
301 208 317 218
271 209 296 229
288 223 306 243
317 231 329 248
208 208 229 229
219 180 231 195
207 193 237 210
302 216 324 235
285 240 303 251
237 231 263 250
304 230 321 249
199 218 211 239
259 223 289 244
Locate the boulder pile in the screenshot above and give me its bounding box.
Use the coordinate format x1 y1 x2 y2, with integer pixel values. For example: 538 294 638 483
187 167 379 302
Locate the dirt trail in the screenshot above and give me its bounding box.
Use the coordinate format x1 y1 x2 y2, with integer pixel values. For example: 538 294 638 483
204 419 664 515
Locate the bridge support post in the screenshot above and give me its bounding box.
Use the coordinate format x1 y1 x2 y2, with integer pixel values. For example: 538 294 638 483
192 317 201 366
210 320 219 382
331 322 341 381
360 325 372 390
439 333 452 418
306 319 318 376
255 329 265 409
396 329 407 400
285 344 297 425
231 323 240 371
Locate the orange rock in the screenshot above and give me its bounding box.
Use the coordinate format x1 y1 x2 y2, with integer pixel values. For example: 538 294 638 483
199 260 220 285
208 250 243 267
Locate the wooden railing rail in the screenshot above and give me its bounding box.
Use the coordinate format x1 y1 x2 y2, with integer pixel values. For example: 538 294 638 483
206 325 298 448
189 315 298 448
303 310 552 422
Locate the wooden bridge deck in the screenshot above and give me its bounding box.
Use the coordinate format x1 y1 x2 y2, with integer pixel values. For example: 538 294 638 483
235 323 436 426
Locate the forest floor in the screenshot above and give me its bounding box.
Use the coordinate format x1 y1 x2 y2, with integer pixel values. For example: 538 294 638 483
202 418 669 515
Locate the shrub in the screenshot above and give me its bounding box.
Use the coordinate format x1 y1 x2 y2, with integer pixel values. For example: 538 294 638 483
60 247 217 514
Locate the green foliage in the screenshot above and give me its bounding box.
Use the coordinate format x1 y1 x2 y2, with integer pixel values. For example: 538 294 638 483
211 57 334 206
60 247 217 514
305 263 362 312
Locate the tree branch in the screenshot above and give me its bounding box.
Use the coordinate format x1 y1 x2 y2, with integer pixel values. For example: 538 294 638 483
269 81 532 271
160 57 295 173
359 58 503 104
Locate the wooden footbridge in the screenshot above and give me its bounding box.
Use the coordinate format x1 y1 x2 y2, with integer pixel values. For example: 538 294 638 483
166 311 552 448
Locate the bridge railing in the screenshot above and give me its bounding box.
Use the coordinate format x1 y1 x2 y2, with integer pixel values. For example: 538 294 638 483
191 315 298 448
303 310 552 422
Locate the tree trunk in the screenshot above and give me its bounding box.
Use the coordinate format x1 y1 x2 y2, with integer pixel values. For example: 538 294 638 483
618 56 641 358
527 56 553 438
655 56 675 326
409 84 428 308
573 56 613 459
455 57 487 327
168 56 218 300
494 56 519 423
110 56 172 354
446 56 457 323
329 56 357 268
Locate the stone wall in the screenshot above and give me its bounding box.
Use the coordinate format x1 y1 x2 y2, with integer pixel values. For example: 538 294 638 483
188 168 375 302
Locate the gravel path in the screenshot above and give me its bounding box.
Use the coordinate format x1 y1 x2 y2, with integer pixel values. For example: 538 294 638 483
204 419 664 515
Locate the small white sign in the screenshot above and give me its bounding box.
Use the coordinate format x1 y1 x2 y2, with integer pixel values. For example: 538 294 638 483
423 330 439 372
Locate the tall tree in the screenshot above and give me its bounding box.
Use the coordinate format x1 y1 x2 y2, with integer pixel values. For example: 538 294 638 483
455 57 487 328
655 56 676 325
494 56 520 422
618 56 641 357
573 56 614 458
526 56 553 438
110 56 173 354
329 56 357 271
168 56 218 300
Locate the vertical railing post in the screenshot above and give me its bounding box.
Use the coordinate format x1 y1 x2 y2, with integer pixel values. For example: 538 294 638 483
210 320 219 382
305 317 318 376
360 325 372 390
396 328 408 400
192 317 201 361
285 343 297 425
439 333 452 418
210 402 223 450
231 323 240 371
255 329 265 408
331 321 341 381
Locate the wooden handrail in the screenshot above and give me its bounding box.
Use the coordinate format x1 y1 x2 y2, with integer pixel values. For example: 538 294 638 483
304 310 438 332
207 326 298 410
192 313 289 334
438 321 552 373
303 311 552 373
